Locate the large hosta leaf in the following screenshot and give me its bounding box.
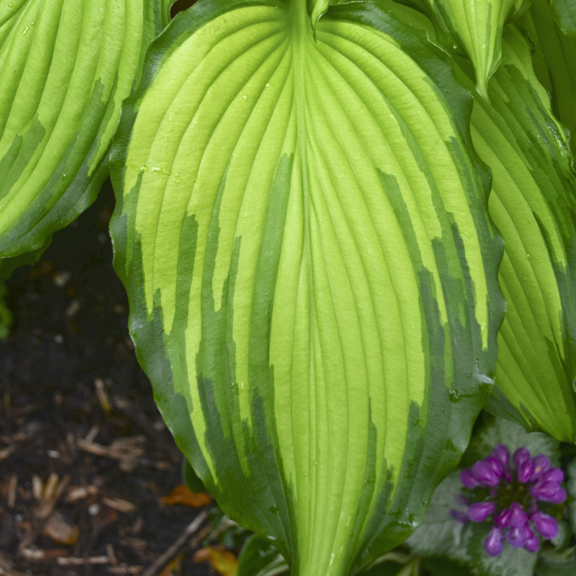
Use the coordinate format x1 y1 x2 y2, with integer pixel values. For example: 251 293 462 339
519 0 576 159
552 0 576 37
111 0 503 574
0 0 170 258
398 0 527 99
457 26 576 441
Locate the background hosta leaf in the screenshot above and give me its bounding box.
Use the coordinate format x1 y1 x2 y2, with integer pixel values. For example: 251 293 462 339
552 0 576 37
237 535 288 576
399 0 527 98
0 0 169 258
182 457 207 493
111 0 503 574
0 0 29 46
456 25 576 441
567 457 576 532
519 0 576 159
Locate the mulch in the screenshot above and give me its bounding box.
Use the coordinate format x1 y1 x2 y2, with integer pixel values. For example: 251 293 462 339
0 180 212 576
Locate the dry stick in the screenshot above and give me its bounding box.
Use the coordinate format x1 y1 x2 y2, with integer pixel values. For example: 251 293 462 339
112 396 181 461
0 445 16 462
18 475 71 554
141 511 209 576
57 556 110 566
77 438 169 470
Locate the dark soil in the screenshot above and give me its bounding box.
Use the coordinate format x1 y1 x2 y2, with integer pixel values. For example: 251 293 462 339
0 180 211 576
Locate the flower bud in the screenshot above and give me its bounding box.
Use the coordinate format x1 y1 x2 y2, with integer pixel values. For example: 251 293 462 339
530 512 558 540
506 525 529 548
545 487 567 504
537 468 564 485
485 456 504 478
530 455 551 481
492 444 510 469
524 535 540 553
532 482 563 501
494 508 511 528
460 469 479 489
513 447 531 473
509 502 528 527
484 526 503 557
467 501 496 523
518 459 534 483
472 461 500 487
449 510 467 523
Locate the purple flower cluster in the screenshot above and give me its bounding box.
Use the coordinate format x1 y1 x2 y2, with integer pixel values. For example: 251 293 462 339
458 444 566 557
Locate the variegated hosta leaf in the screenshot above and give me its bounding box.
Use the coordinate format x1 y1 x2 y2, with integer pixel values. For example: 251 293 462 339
519 0 576 159
237 535 288 576
0 0 170 258
111 0 503 574
457 26 576 441
399 0 527 99
552 0 576 37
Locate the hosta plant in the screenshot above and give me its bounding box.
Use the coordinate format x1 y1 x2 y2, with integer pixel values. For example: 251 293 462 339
0 0 170 257
2 0 576 575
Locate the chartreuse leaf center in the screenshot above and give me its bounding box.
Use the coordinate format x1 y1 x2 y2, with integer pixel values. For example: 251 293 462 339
111 1 503 575
0 0 167 258
406 0 527 98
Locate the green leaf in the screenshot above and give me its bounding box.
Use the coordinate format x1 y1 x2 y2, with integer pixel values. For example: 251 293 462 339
406 470 537 576
421 557 473 576
408 417 555 576
182 457 207 493
567 458 576 533
550 520 571 551
552 0 576 37
110 0 503 573
404 472 469 561
536 547 576 576
519 0 576 159
466 523 537 576
237 535 289 576
462 416 560 469
400 0 528 98
458 24 576 441
310 0 329 33
0 0 169 259
361 557 420 576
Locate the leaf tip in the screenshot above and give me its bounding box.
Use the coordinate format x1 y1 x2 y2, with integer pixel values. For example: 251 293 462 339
310 0 329 40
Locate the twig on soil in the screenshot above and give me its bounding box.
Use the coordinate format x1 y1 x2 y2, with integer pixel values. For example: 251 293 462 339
22 548 68 561
84 425 101 444
77 436 172 471
140 511 209 576
0 421 43 463
0 446 16 462
18 474 70 554
103 497 137 513
42 473 60 504
94 379 112 413
65 484 99 502
107 567 143 575
6 475 17 509
57 556 110 566
54 543 118 566
0 551 23 576
77 439 142 462
112 396 181 462
31 475 43 501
